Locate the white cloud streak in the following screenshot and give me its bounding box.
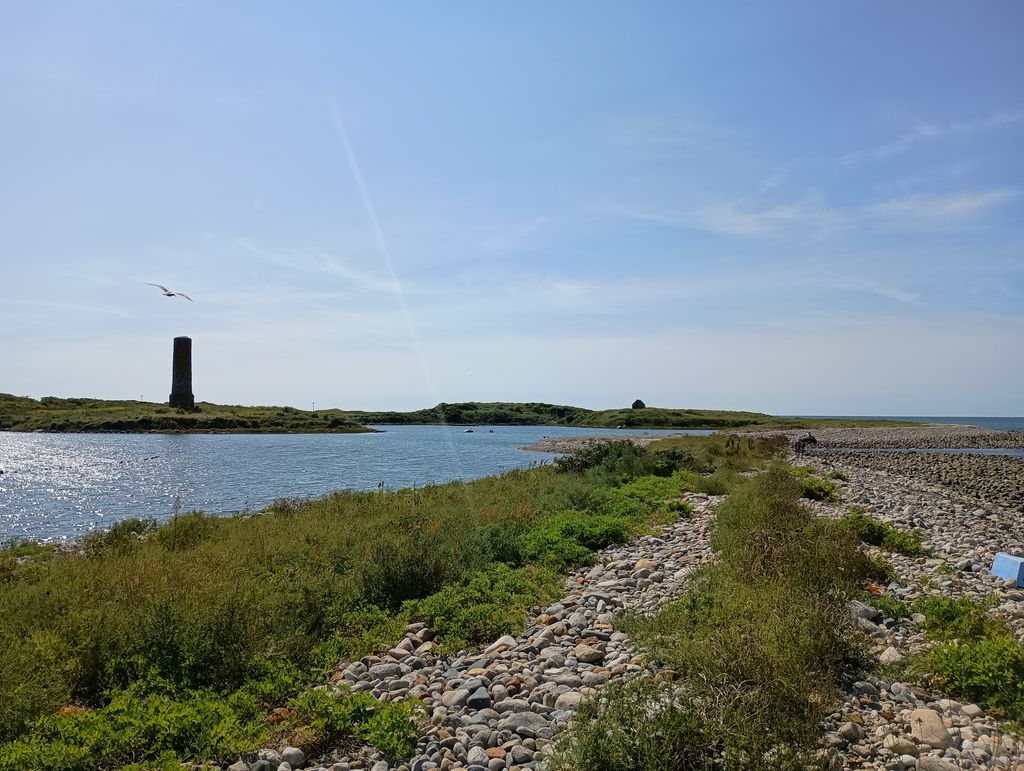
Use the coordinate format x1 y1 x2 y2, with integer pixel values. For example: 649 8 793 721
841 111 1024 164
611 189 1016 238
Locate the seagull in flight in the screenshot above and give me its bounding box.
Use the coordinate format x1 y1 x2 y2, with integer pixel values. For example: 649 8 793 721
146 283 194 301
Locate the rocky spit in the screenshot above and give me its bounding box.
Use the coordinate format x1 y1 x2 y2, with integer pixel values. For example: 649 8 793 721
741 425 1024 450
813 450 1024 513
219 440 1024 771
803 452 1024 771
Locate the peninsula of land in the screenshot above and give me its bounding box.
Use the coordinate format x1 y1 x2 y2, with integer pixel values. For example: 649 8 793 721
0 393 919 434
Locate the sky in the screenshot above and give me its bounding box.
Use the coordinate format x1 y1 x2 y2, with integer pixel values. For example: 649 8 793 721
1 1 1022 415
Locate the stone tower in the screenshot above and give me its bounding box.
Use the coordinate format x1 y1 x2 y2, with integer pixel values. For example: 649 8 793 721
169 336 195 409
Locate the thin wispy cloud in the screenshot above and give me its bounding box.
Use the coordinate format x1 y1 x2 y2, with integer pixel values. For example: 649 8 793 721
825 276 921 305
234 238 402 294
0 299 132 317
611 188 1015 239
692 198 838 237
867 190 1018 221
841 111 1024 164
603 114 745 160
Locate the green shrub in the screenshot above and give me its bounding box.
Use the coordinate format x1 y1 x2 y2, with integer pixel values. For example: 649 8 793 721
80 518 157 553
838 509 928 556
288 688 421 759
409 564 561 647
868 593 910 621
518 511 633 569
549 681 809 771
798 475 838 502
0 683 268 771
911 596 996 641
928 636 1024 718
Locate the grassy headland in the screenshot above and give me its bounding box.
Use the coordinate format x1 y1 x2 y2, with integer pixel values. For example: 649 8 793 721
342 402 917 429
0 435 785 770
1 394 918 434
0 394 369 433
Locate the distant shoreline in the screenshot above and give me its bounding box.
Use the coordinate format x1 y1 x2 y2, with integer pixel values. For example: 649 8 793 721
1 394 922 435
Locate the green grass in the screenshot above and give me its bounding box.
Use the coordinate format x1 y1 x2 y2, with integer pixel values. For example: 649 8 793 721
867 593 910 621
0 394 368 433
552 467 877 770
838 507 929 556
909 597 1024 718
0 435 781 767
789 466 840 502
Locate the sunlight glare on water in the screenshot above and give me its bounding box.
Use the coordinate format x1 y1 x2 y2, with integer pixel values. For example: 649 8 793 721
0 425 710 543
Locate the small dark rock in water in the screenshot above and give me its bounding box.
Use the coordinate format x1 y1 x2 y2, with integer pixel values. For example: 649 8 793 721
631 399 646 409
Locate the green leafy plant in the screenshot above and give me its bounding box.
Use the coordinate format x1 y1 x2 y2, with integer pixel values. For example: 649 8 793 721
838 508 929 556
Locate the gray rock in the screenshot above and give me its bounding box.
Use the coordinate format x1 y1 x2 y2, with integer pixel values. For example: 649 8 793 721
915 758 959 771
908 708 954 750
839 722 865 742
441 688 472 708
497 711 551 739
879 646 905 666
369 662 403 679
573 644 603 663
466 746 489 765
280 747 305 767
554 691 583 710
466 686 492 710
227 762 249 771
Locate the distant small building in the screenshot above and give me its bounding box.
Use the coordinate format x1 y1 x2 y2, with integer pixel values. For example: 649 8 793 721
631 399 646 409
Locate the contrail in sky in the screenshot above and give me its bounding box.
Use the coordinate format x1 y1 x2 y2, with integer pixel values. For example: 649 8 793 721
326 96 442 409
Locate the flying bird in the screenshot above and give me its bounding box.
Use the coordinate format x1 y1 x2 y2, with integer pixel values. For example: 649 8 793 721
146 283 194 301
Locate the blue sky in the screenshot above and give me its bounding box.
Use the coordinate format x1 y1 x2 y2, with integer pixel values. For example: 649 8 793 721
1 1 1022 414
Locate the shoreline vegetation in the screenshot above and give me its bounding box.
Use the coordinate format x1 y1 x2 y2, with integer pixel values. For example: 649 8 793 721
0 434 782 769
3 429 1020 769
0 393 921 434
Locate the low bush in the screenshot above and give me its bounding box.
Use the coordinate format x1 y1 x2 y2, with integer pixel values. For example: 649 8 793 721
912 596 997 641
839 508 929 556
868 593 910 621
928 636 1024 718
409 564 561 648
549 681 803 771
0 683 268 771
287 688 421 760
518 510 634 569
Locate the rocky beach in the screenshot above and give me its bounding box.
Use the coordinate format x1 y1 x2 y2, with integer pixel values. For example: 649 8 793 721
222 427 1024 771
739 425 1024 450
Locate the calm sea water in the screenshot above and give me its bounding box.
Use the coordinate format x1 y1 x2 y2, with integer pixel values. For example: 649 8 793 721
0 425 709 543
800 416 1024 432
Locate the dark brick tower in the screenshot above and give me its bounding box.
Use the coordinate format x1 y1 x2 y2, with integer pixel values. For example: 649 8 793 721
169 336 195 409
